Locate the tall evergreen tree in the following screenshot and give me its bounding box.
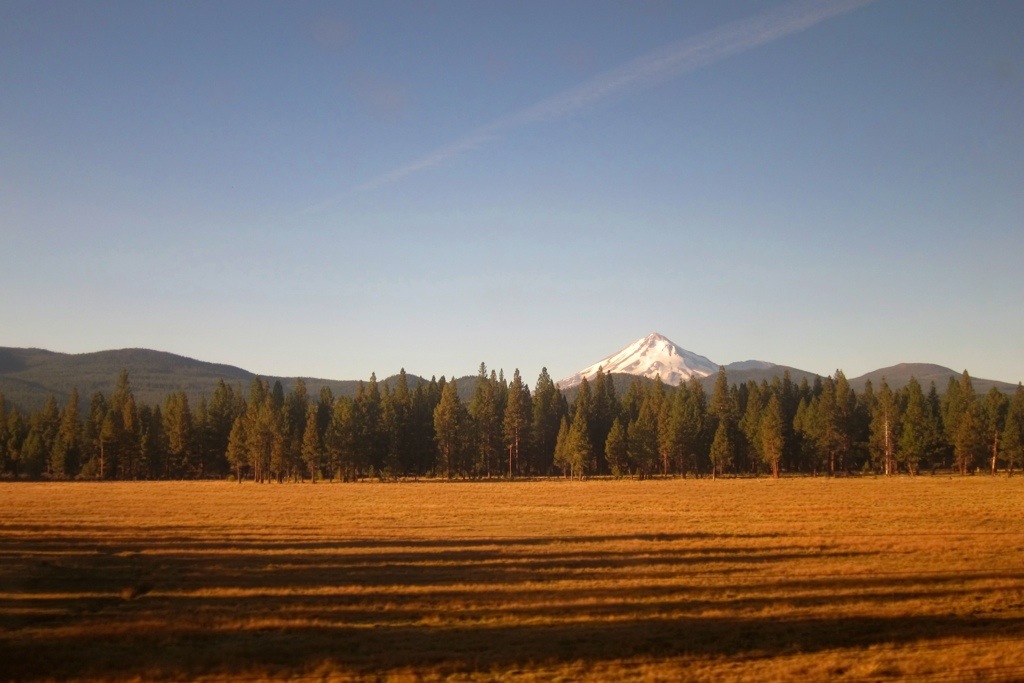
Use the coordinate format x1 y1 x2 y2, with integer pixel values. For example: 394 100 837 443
1001 384 1024 476
760 393 784 478
50 388 82 480
503 369 531 477
204 380 241 476
282 379 310 480
138 404 166 479
738 382 765 474
604 418 629 478
354 374 386 477
983 387 1008 474
870 378 899 475
953 402 986 476
390 369 414 476
709 420 733 479
942 372 973 471
36 395 60 479
162 391 195 478
833 370 856 473
301 404 322 482
627 399 659 479
327 397 357 481
709 367 735 478
566 407 593 480
225 415 248 482
0 392 10 477
897 378 933 475
433 378 463 479
531 368 564 475
553 416 570 477
590 368 618 473
244 378 282 482
408 380 438 478
469 363 501 478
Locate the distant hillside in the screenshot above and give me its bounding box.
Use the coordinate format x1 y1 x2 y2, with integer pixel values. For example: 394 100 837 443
2 346 1018 412
0 347 420 410
710 364 822 391
848 363 1019 394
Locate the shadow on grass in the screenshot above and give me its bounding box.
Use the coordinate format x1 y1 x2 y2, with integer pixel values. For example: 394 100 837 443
3 529 1024 680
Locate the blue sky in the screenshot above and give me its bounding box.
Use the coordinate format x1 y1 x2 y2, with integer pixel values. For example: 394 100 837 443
2 0 1023 386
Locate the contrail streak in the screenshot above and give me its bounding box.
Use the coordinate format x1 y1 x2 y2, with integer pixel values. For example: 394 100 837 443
312 0 876 206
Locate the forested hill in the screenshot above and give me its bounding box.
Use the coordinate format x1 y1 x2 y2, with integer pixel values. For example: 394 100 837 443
848 363 1016 395
1 346 1019 412
0 347 418 411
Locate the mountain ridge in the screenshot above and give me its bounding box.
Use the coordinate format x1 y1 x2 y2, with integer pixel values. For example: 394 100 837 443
558 332 718 388
1 341 1019 411
0 347 422 411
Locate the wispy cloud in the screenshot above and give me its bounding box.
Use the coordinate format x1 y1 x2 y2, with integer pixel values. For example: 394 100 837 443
307 0 876 210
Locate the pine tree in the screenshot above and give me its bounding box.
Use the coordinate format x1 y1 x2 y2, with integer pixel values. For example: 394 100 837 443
354 374 385 477
316 386 334 443
942 372 973 472
433 378 463 479
409 381 438 478
162 391 194 478
627 399 659 479
204 380 241 477
138 404 166 479
833 371 856 473
709 367 735 478
531 368 564 475
98 411 116 480
5 409 27 478
327 398 356 481
870 379 899 475
656 398 675 476
503 369 531 478
244 378 282 483
51 388 82 480
21 421 47 479
553 417 571 478
567 408 593 480
1001 384 1024 476
953 402 986 476
79 392 106 479
282 379 310 481
738 382 765 474
709 420 733 479
37 396 60 479
389 369 414 476
0 392 10 477
604 418 629 478
225 415 248 482
760 393 784 478
301 404 322 482
109 371 140 479
710 367 733 426
590 368 618 473
469 363 500 478
897 378 931 475
983 387 1008 475
810 376 841 476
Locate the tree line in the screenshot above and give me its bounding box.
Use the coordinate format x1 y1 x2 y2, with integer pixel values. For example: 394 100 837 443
1 364 1023 482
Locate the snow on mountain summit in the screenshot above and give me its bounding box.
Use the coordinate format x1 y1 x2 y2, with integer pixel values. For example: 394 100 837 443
558 333 719 388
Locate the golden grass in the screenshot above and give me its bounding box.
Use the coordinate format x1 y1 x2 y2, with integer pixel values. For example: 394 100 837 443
2 477 1024 681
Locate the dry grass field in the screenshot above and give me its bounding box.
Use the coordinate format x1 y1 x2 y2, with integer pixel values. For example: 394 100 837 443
2 477 1024 682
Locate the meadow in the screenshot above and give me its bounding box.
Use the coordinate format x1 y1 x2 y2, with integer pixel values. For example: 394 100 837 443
2 477 1024 681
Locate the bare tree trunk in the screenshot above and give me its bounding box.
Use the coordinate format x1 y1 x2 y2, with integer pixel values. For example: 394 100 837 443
991 433 999 475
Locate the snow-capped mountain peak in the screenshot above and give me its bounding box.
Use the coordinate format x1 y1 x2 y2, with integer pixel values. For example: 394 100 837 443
558 332 719 388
